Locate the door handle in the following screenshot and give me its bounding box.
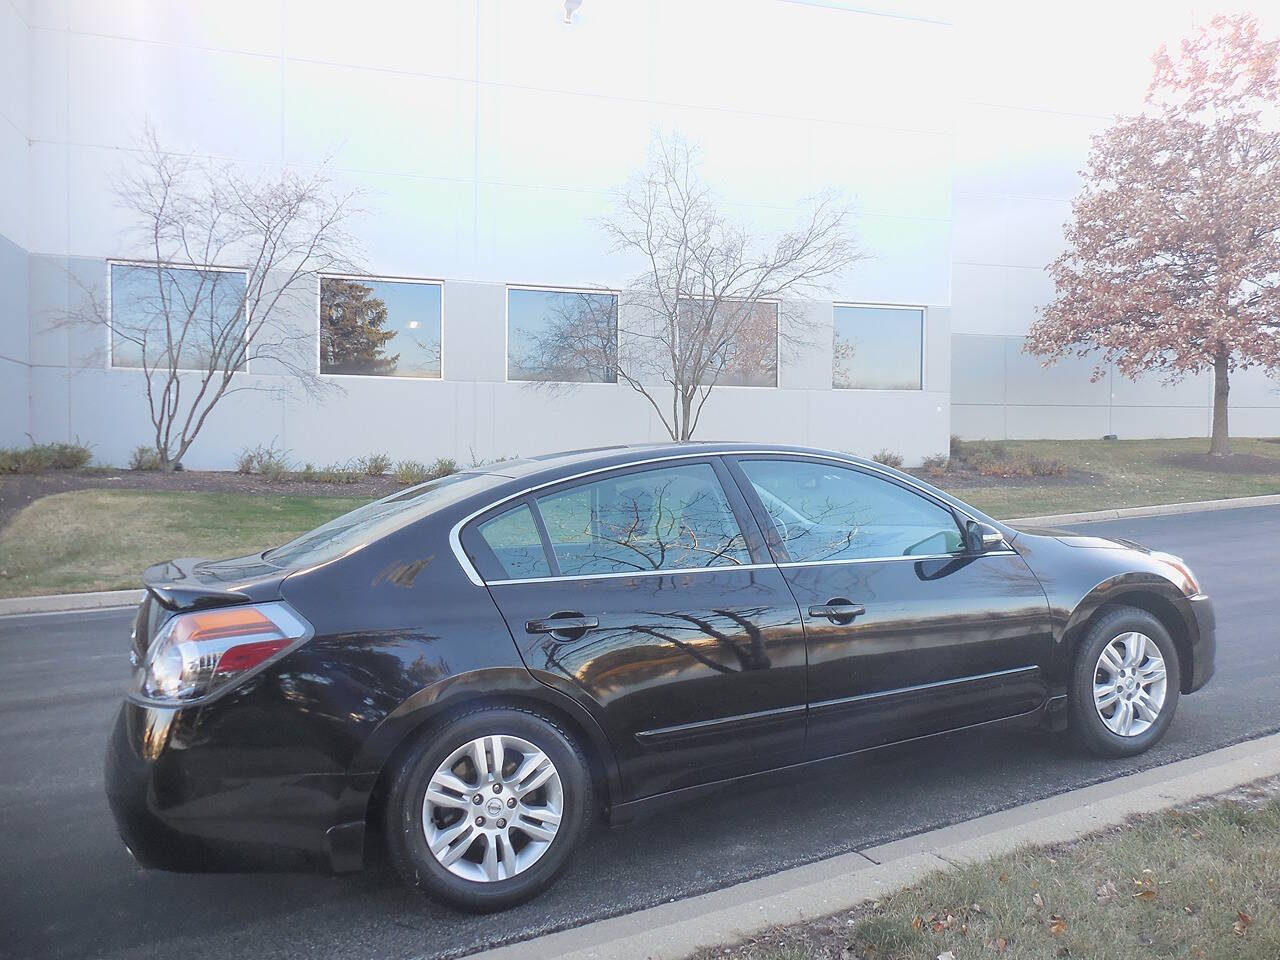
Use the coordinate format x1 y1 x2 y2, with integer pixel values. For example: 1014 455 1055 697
525 613 599 640
807 600 865 625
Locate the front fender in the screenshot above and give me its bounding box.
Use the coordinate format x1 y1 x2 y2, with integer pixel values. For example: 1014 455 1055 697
1012 533 1202 691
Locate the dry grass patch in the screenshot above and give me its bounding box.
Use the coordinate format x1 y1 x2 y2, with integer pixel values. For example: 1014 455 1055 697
0 489 366 597
696 780 1280 960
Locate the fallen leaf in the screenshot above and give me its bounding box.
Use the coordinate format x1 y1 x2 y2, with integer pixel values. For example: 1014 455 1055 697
1050 915 1068 936
938 952 956 960
1133 889 1157 902
1234 912 1251 937
1032 893 1045 909
998 872 1009 883
912 916 924 931
985 936 1009 953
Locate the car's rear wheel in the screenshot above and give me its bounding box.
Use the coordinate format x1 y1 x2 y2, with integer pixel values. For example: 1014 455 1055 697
1069 605 1180 757
384 705 594 912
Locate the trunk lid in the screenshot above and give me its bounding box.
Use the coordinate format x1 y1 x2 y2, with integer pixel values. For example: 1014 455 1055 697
142 554 288 612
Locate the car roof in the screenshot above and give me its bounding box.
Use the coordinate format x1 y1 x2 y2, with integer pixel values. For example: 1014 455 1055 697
454 441 1003 532
477 441 880 481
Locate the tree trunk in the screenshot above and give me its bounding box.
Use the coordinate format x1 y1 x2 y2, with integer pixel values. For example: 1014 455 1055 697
1210 352 1230 457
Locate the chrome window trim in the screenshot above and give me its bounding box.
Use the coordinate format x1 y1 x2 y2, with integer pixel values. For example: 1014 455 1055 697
775 550 1016 569
486 562 779 587
449 449 989 587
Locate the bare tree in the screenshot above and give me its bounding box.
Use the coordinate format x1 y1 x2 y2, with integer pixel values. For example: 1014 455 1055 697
72 126 359 468
526 133 863 440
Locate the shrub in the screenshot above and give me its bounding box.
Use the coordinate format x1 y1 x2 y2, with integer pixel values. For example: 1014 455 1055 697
920 453 950 477
975 455 1034 478
128 445 163 471
361 452 392 477
427 457 459 481
871 449 905 469
392 459 430 485
949 433 965 458
235 442 290 476
48 442 93 469
313 462 364 484
0 441 93 473
259 460 291 483
1028 455 1067 477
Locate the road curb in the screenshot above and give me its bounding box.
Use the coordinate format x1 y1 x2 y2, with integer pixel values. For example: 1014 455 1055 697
465 733 1280 960
1005 492 1280 527
0 588 143 617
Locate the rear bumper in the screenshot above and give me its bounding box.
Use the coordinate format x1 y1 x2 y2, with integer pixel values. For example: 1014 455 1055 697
104 702 347 873
1185 593 1216 694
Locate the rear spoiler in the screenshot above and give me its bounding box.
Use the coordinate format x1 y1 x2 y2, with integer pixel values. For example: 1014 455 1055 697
143 558 256 612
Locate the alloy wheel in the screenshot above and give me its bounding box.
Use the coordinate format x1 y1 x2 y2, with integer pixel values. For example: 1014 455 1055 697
1093 631 1167 737
421 734 563 883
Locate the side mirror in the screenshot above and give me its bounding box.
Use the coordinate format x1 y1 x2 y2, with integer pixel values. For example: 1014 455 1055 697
965 520 1006 553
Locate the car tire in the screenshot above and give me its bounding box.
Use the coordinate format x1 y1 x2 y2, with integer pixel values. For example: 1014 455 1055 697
384 705 594 912
1069 605 1181 758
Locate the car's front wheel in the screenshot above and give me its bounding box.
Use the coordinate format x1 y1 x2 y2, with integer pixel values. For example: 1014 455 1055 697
384 706 594 912
1069 605 1181 757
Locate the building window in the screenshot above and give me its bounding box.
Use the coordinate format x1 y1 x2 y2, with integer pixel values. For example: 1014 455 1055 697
676 299 778 387
832 304 924 391
507 287 618 383
320 276 442 378
109 262 248 370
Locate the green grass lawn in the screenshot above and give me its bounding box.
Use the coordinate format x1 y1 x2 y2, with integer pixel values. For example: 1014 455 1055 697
0 489 366 598
697 783 1280 960
935 437 1280 519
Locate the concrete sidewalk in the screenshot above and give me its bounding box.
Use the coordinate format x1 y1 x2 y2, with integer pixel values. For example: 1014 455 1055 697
467 732 1280 960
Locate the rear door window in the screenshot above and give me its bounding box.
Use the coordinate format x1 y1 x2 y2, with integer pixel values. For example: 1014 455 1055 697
473 504 552 580
535 462 751 576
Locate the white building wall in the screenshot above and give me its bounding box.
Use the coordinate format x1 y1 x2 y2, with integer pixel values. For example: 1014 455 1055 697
1 0 31 445
5 0 1276 463
9 0 957 468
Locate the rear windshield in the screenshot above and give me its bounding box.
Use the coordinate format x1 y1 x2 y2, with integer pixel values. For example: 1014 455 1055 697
262 471 505 568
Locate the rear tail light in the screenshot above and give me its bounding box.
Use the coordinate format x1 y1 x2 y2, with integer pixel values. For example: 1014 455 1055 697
137 602 312 704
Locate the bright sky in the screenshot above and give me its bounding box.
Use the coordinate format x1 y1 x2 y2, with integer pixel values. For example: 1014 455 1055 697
954 0 1280 117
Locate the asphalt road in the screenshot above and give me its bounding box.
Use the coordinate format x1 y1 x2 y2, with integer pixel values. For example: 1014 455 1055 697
3 506 1278 960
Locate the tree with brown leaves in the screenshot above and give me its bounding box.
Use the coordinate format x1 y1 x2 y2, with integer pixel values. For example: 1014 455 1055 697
1026 14 1280 456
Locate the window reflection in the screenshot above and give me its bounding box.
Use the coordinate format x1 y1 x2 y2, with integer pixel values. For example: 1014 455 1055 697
475 504 552 580
740 459 962 562
110 263 248 370
320 276 442 378
538 464 751 576
676 299 778 387
507 288 618 383
832 304 923 390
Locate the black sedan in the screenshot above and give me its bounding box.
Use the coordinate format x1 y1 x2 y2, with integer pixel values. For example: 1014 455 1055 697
106 443 1215 911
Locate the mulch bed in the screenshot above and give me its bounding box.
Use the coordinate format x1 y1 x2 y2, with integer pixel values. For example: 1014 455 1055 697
0 469 404 530
1159 452 1280 475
